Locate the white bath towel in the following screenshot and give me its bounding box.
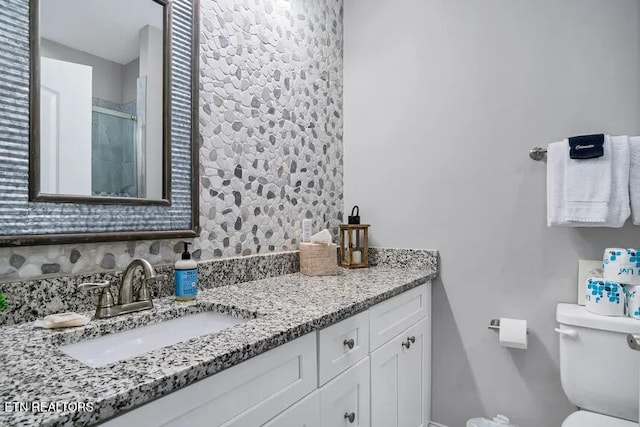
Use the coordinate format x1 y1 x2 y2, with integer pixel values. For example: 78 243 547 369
629 136 640 224
547 135 630 227
563 135 612 222
547 141 568 226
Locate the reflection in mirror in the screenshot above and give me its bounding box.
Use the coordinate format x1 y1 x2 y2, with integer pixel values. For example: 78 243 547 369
36 0 169 201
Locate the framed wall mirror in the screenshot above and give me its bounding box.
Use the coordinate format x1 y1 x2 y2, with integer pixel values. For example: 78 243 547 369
0 0 199 246
31 0 171 204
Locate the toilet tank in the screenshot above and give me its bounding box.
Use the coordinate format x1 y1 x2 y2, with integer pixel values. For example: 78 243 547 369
557 303 640 422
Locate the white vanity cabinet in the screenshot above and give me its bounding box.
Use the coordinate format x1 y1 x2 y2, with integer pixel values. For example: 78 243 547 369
101 333 318 427
317 310 369 386
371 317 430 427
369 284 431 427
262 391 320 427
100 282 431 427
319 357 370 427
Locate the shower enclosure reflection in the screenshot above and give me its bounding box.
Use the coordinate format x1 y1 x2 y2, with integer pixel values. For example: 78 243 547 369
34 0 170 202
92 97 140 197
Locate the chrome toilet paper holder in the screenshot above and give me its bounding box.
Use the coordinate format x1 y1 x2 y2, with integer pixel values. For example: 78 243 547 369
488 319 530 335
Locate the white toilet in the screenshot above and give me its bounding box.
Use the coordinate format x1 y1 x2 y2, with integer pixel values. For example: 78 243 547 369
557 303 640 426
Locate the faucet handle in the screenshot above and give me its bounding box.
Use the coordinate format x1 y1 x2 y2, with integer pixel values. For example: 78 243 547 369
138 275 167 301
79 280 112 290
79 280 115 314
147 274 167 283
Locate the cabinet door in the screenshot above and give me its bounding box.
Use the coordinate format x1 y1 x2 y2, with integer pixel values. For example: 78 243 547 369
262 391 320 427
371 317 430 427
319 357 370 427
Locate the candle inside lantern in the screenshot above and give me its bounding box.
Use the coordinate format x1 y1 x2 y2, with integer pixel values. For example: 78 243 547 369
339 224 370 268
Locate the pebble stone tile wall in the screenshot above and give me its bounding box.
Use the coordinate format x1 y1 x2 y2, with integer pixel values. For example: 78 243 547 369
0 0 344 282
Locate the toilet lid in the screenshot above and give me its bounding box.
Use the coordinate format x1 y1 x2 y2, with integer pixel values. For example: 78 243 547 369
562 411 637 427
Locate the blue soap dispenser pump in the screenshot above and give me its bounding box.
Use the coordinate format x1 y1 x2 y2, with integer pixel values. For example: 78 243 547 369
175 242 198 301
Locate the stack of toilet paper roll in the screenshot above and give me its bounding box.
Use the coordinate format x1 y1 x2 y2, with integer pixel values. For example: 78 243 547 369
587 248 640 318
585 277 626 317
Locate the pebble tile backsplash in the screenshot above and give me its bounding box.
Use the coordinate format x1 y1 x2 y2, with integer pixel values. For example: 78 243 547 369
0 0 344 281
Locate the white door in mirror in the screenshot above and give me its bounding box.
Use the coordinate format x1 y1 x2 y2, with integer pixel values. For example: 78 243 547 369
40 57 92 195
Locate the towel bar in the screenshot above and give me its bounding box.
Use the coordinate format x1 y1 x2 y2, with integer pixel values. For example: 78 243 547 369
529 147 547 161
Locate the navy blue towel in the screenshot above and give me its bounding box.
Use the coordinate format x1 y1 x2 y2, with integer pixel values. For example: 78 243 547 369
568 134 604 159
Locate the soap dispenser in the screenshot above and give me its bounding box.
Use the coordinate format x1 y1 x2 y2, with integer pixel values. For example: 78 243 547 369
175 242 198 301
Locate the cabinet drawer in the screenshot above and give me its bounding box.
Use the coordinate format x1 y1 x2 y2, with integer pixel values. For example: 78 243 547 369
319 357 370 427
318 310 369 386
369 283 430 351
262 391 320 427
101 333 317 427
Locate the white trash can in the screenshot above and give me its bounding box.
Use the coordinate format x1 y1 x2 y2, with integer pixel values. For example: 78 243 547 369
467 414 518 427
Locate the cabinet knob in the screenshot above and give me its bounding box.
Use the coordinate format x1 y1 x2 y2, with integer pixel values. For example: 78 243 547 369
402 336 415 349
343 338 355 350
344 412 356 423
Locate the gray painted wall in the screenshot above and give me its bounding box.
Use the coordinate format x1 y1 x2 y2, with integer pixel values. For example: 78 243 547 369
41 39 141 107
344 0 640 426
41 38 127 105
122 58 139 104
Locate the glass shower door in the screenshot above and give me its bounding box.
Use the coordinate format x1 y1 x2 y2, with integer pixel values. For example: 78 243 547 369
91 102 139 198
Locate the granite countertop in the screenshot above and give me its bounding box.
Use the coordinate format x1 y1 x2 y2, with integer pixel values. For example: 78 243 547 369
0 266 437 426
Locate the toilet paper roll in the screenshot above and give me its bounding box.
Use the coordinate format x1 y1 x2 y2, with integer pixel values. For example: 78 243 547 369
499 318 528 350
585 277 625 317
626 284 640 319
603 248 640 285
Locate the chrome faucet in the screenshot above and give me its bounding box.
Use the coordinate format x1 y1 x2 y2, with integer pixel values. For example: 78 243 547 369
119 258 158 305
80 258 165 319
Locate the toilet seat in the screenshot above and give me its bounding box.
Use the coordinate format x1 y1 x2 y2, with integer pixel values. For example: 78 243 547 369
562 411 638 427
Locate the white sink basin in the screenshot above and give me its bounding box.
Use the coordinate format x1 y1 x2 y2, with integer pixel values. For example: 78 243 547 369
60 312 248 368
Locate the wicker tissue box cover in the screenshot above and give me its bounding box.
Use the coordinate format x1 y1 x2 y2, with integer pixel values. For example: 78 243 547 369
300 242 338 276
